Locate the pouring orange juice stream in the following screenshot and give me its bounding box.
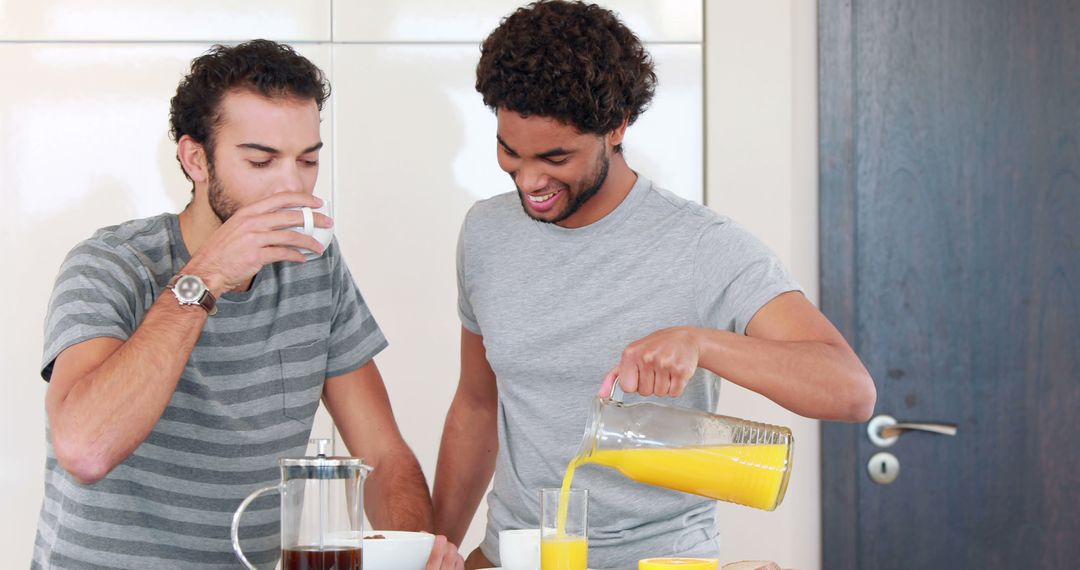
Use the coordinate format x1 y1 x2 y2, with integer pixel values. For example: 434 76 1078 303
547 446 790 569
546 384 793 569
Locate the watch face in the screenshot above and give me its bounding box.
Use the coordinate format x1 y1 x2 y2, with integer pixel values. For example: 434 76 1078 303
175 275 203 302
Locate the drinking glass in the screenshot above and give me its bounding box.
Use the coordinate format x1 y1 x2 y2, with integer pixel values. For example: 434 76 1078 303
540 488 587 570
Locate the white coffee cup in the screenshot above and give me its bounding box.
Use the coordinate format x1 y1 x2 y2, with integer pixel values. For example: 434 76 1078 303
285 202 333 259
499 528 540 570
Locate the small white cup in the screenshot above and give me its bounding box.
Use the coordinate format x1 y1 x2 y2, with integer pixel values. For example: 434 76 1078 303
285 202 333 259
499 528 540 570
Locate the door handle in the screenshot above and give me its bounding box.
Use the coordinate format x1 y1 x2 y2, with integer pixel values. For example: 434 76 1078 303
867 414 957 448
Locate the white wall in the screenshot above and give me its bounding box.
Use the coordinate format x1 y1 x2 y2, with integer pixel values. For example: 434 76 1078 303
1 1 819 567
706 2 821 569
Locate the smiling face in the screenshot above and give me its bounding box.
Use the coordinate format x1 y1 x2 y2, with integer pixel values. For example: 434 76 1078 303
496 108 629 228
203 88 323 221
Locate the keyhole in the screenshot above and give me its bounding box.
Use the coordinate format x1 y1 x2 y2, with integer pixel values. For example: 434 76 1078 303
868 451 899 484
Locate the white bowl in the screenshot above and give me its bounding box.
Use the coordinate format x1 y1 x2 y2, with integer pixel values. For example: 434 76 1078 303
363 530 436 570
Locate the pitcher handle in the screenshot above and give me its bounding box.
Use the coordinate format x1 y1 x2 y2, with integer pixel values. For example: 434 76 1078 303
231 485 278 570
608 377 625 401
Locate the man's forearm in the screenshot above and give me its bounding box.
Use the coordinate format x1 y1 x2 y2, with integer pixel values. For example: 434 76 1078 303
433 395 498 546
47 291 207 483
694 327 875 421
364 447 435 532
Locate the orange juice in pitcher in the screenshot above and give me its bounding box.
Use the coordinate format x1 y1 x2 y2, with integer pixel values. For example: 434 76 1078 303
586 443 790 510
559 384 794 512
546 384 794 569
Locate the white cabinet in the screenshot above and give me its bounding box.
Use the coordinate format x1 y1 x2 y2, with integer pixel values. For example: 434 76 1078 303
1 1 702 562
333 0 701 43
0 1 332 41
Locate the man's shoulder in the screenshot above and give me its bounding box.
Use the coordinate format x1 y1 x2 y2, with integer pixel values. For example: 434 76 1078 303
467 190 520 219
73 213 174 257
461 191 523 234
637 180 736 237
59 213 175 285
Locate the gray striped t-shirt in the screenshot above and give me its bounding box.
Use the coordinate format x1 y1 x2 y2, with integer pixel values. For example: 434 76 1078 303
33 213 387 569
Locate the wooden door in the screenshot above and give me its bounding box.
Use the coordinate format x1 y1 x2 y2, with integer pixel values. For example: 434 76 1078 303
820 0 1080 568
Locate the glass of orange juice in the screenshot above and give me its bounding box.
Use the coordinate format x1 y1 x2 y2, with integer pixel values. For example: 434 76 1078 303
540 488 587 570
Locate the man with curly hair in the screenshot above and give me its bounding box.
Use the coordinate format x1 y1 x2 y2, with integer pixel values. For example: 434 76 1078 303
433 2 876 568
35 40 462 569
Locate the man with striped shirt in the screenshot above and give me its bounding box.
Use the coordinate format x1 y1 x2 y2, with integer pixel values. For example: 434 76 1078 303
34 40 462 569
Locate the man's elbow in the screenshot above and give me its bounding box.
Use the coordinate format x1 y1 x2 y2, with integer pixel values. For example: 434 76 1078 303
52 432 113 485
844 372 877 423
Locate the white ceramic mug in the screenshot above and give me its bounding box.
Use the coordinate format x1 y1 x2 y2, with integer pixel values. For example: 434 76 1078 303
285 198 333 259
499 528 541 570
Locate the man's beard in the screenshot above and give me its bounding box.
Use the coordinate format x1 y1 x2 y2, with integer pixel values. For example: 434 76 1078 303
518 151 610 225
207 165 240 223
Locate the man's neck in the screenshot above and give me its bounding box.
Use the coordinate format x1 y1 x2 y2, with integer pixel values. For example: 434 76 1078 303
556 154 638 229
177 196 222 259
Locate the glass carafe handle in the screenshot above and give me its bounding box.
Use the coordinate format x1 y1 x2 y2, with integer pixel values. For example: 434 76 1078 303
607 377 626 401
231 484 278 570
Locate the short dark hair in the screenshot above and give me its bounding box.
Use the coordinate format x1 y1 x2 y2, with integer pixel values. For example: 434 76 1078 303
169 39 330 180
476 0 656 152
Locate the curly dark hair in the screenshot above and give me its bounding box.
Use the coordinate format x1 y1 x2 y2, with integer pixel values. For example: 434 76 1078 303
169 39 330 181
476 0 656 152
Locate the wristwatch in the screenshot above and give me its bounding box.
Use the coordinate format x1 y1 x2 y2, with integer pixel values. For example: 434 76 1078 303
167 274 218 315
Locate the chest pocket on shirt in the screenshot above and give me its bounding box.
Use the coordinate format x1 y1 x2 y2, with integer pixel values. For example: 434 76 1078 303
278 338 329 423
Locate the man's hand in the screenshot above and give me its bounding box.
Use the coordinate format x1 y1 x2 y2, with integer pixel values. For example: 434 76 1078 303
425 535 465 570
599 326 701 398
599 292 876 421
184 192 331 295
463 547 492 570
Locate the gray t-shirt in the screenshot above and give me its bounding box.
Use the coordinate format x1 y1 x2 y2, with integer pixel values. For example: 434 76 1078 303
34 213 387 569
457 176 800 569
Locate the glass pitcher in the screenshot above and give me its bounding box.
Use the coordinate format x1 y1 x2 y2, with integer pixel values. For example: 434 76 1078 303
231 439 372 570
571 382 794 511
